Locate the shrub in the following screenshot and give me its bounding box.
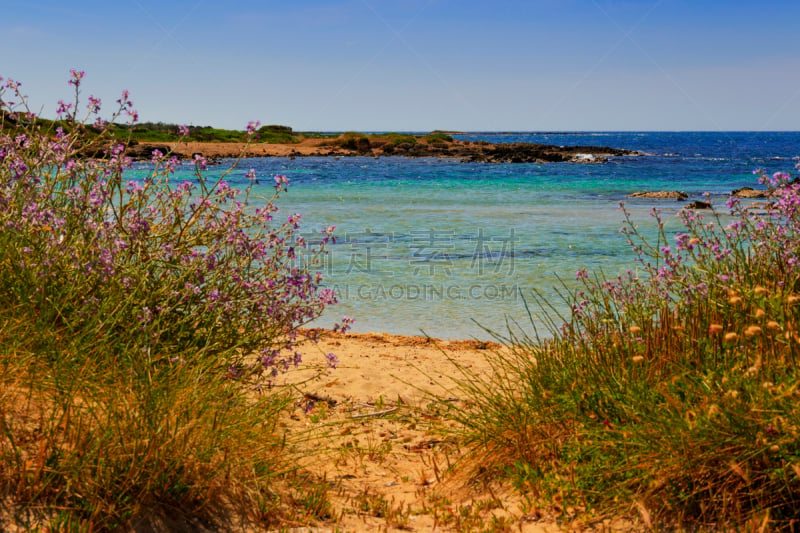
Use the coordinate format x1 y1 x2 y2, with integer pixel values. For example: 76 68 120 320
445 172 800 529
422 132 453 144
259 124 293 135
381 133 417 146
0 71 342 528
338 133 371 152
257 124 298 144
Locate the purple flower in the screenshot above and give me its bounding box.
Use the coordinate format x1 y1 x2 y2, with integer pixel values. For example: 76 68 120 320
0 71 340 390
193 154 208 170
246 121 261 136
68 69 85 87
274 174 289 190
87 95 101 113
56 100 73 116
325 353 339 369
287 213 302 227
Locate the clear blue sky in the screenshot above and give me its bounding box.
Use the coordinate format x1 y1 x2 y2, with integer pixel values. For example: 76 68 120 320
3 1 799 131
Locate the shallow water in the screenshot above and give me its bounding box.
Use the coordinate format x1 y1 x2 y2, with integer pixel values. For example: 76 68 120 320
129 132 800 339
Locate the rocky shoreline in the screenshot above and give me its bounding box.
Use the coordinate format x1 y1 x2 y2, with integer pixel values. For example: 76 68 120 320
626 186 772 211
123 139 776 202
126 138 639 163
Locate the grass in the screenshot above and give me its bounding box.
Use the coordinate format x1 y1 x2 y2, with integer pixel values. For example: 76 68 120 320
440 178 800 530
0 223 335 530
110 122 303 143
0 327 294 529
0 75 339 531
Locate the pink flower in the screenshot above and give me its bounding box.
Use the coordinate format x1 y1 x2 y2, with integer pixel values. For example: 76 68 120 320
274 174 289 190
246 121 261 136
193 154 208 170
56 100 73 116
325 353 339 369
287 213 302 227
87 95 101 113
68 69 85 87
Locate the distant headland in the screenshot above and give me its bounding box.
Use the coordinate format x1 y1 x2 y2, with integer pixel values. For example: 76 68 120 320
118 124 639 163
0 113 639 163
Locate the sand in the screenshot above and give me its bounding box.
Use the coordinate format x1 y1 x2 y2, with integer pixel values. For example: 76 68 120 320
137 138 357 159
275 330 570 532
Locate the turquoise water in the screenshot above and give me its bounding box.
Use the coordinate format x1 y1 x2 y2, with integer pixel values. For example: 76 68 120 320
129 132 800 339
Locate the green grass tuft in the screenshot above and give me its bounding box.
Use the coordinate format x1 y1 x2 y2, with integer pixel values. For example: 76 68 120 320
443 176 800 530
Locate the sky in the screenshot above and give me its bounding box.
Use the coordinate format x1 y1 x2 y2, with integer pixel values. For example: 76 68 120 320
2 0 800 131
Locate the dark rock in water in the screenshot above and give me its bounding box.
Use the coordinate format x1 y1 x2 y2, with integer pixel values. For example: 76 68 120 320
685 200 712 209
745 201 773 211
731 187 767 198
462 142 634 164
628 191 689 200
356 137 371 154
126 143 172 160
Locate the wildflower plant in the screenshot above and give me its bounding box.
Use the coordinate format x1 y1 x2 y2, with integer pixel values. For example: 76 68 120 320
0 72 341 528
0 71 340 378
445 166 800 528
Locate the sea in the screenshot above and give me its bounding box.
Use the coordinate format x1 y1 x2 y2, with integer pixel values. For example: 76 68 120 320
131 132 800 340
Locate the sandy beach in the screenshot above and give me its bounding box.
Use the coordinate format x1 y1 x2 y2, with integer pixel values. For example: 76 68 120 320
274 330 574 532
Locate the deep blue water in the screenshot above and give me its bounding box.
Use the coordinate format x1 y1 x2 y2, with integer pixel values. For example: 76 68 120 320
131 132 800 339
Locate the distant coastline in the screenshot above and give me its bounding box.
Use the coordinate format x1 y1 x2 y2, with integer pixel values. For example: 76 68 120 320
0 114 640 163
126 132 639 163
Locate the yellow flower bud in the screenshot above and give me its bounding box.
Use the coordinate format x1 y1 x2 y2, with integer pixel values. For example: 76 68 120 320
631 355 645 364
754 308 766 319
709 324 724 335
754 286 769 296
728 296 743 306
766 320 780 332
744 325 762 338
724 332 739 343
629 326 642 335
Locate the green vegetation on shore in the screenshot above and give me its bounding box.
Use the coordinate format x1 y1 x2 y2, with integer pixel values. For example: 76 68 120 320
444 176 800 529
115 122 304 143
119 123 456 146
1 110 460 149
